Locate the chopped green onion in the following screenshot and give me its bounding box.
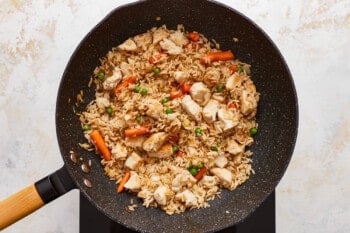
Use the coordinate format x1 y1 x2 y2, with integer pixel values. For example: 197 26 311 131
195 127 202 135
161 97 170 104
211 146 219 151
189 168 198 176
98 72 105 80
153 67 161 75
165 107 173 114
136 115 142 123
134 84 141 93
141 88 148 96
250 127 258 136
172 145 179 153
216 84 223 93
237 66 244 73
106 107 113 115
82 124 90 131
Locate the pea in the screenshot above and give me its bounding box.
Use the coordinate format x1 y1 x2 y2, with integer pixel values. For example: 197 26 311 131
141 88 148 96
82 124 90 131
134 85 141 93
153 67 161 75
250 127 258 136
106 107 113 115
211 146 219 151
161 97 169 104
195 127 202 135
197 163 203 169
172 145 179 153
216 84 223 93
165 108 173 114
189 168 198 176
237 66 244 73
98 72 105 80
136 115 142 123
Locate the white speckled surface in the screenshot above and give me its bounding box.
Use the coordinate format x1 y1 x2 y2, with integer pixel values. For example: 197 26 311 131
1 0 349 232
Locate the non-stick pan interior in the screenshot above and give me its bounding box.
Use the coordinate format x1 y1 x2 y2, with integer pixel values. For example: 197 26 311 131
56 0 298 232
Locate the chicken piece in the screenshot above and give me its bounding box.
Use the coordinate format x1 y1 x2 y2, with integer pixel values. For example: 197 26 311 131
169 30 189 47
175 190 198 207
165 113 181 133
203 68 220 87
181 95 202 122
214 155 228 168
153 185 170 206
103 68 122 90
125 136 146 148
118 38 137 51
172 170 197 192
226 73 243 90
142 132 168 152
95 96 110 109
160 38 183 55
148 143 173 158
225 138 244 155
217 106 239 131
202 99 219 123
124 152 143 170
111 143 128 160
210 168 233 188
211 93 226 103
124 171 141 192
173 71 188 84
133 32 152 50
198 175 218 188
145 99 164 119
190 82 211 106
240 90 258 116
152 27 169 44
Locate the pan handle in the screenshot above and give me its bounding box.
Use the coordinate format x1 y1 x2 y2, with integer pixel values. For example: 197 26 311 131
0 166 76 230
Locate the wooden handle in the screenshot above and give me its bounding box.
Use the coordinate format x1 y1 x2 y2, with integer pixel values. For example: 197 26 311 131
0 184 44 230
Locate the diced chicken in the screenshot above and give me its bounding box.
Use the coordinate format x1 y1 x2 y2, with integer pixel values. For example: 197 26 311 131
160 38 183 55
118 38 137 51
175 190 198 207
142 132 168 152
226 73 243 90
148 143 173 158
111 143 128 160
152 27 169 44
213 121 224 134
181 95 202 122
217 106 239 131
210 168 233 188
172 170 197 192
202 99 219 123
173 71 188 84
240 90 258 116
211 93 226 103
124 152 143 170
165 114 181 133
124 171 141 192
133 32 152 49
198 175 218 188
169 30 189 47
225 138 245 155
125 136 146 148
203 68 220 87
95 96 110 108
102 68 122 90
145 99 164 119
190 82 211 106
214 155 228 168
153 185 169 206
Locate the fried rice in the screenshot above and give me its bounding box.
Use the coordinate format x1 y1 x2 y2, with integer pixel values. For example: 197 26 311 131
79 25 260 215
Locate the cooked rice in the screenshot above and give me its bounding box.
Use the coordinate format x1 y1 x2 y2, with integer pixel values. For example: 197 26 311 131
79 25 259 215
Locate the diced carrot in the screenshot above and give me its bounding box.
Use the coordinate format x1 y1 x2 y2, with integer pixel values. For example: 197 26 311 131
181 82 192 94
114 76 137 94
228 102 236 109
168 135 179 143
90 130 111 161
170 90 184 99
200 50 234 65
149 52 166 64
124 126 149 137
188 32 200 42
194 167 207 180
117 171 130 193
230 65 238 73
176 151 184 157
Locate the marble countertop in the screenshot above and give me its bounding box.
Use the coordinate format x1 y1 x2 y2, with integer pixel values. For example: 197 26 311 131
1 0 349 232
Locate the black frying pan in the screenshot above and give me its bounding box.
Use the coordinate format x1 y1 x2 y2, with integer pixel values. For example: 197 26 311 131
0 0 298 232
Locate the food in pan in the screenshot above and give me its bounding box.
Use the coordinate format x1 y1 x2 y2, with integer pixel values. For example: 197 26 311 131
79 25 259 214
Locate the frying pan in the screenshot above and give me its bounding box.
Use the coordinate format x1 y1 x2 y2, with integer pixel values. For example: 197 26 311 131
0 0 298 232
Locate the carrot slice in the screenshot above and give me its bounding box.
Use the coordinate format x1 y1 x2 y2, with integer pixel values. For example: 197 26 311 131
188 32 200 42
170 90 184 99
229 65 238 73
117 171 130 193
114 76 137 94
200 50 234 65
228 102 236 109
195 167 207 180
181 82 192 94
124 126 150 137
149 52 166 64
176 151 184 157
90 130 111 161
